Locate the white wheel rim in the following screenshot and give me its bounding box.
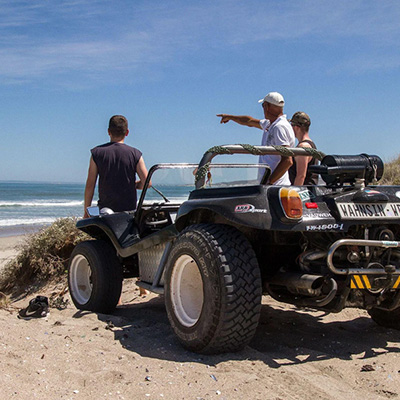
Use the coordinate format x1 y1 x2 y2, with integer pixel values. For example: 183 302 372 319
170 254 204 327
70 254 92 304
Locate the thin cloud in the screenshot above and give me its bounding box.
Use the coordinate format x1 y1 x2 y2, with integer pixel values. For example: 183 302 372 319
0 0 399 84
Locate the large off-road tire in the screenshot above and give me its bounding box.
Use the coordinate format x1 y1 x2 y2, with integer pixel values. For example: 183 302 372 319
165 224 262 354
68 240 123 314
368 306 400 330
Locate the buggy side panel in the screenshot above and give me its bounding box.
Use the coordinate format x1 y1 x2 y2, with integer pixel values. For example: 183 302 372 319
175 185 273 231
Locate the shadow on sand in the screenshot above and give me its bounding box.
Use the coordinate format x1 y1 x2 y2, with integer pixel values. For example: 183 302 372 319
73 294 400 368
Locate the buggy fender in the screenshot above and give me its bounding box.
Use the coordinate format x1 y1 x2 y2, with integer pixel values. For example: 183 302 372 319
76 214 178 258
76 213 139 255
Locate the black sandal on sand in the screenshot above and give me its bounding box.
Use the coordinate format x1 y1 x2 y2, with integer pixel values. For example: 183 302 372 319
18 296 49 320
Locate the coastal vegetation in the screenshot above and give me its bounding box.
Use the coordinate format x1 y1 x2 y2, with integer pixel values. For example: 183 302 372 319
0 218 89 295
380 155 400 185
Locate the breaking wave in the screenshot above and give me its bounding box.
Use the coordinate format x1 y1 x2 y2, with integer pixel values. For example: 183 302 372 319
0 201 83 208
0 217 57 227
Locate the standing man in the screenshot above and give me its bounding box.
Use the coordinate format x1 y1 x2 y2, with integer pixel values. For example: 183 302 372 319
83 115 149 218
217 92 295 185
288 111 318 186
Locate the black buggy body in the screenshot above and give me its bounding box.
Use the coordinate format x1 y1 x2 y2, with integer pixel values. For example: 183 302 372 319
68 145 400 354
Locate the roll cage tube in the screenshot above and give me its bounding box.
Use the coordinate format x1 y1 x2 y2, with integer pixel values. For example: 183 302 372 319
195 144 326 189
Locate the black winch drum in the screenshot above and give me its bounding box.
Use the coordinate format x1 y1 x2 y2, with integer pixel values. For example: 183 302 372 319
309 154 384 185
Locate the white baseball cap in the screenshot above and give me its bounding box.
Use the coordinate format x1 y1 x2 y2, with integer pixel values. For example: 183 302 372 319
258 92 285 107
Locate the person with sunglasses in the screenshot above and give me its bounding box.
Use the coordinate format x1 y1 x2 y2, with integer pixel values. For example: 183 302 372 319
288 111 318 185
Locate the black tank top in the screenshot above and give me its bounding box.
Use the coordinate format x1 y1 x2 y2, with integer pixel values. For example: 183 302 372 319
289 140 318 185
91 142 142 211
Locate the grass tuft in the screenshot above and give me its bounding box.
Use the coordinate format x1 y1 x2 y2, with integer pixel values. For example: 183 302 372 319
0 218 89 295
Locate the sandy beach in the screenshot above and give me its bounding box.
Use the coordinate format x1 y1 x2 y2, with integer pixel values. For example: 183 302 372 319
0 235 24 272
0 234 400 400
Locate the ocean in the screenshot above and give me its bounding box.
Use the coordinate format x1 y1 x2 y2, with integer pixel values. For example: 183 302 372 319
0 181 84 237
0 181 193 238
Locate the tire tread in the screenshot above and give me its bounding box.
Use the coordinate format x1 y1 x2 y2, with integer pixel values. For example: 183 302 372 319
68 240 122 314
167 223 262 354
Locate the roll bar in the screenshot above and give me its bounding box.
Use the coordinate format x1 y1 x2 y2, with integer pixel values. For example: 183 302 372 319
195 144 325 189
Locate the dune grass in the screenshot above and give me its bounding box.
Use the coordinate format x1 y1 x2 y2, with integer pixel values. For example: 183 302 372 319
380 155 400 185
0 218 89 295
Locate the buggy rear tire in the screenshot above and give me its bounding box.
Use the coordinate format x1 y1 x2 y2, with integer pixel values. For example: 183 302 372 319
368 306 400 330
68 240 122 314
165 224 262 354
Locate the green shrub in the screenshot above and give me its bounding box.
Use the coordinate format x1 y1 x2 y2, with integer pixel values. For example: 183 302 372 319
0 218 89 294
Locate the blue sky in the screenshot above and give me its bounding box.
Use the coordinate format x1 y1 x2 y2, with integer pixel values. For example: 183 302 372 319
1 0 399 183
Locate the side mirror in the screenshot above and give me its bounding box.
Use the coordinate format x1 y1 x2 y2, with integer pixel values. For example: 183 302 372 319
86 206 100 217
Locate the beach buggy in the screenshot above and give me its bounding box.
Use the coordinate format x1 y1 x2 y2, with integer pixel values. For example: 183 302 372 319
68 144 400 354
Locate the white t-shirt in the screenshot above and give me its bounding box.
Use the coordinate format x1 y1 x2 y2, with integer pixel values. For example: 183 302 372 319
258 115 295 185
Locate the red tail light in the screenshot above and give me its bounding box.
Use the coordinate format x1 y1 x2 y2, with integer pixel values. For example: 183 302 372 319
279 188 303 220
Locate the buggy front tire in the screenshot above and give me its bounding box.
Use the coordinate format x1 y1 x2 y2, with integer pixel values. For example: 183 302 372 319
165 224 262 354
68 240 122 314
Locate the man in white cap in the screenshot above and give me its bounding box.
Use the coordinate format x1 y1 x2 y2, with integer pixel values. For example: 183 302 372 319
217 92 295 185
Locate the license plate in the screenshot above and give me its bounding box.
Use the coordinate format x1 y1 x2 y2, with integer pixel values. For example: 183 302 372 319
337 202 400 220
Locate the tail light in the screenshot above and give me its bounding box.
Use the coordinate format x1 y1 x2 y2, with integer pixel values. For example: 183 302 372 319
279 187 303 220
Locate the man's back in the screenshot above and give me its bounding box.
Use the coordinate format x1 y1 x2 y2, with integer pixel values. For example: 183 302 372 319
91 142 142 212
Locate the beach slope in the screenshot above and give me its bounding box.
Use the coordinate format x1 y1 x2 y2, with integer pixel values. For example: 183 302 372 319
0 236 23 272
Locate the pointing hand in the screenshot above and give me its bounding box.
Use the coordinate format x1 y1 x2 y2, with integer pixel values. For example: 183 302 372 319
216 114 230 124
